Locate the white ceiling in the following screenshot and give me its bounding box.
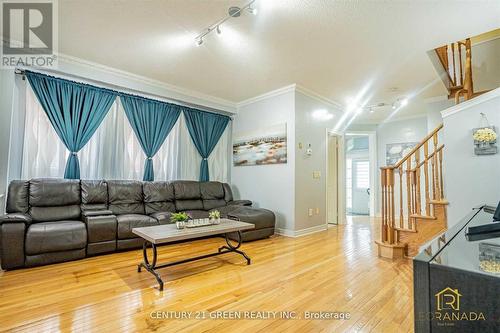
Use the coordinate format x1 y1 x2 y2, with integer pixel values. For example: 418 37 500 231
58 0 500 123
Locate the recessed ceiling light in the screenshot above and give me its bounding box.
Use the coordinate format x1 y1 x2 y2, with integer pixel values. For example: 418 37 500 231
400 98 409 107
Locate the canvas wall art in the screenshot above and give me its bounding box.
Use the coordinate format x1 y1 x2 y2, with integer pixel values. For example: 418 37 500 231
233 123 287 166
386 142 418 166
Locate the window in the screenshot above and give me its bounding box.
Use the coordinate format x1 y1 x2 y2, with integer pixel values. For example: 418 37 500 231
355 160 370 189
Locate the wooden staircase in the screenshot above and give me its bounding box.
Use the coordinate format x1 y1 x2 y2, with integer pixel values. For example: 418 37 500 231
434 38 490 104
376 124 448 259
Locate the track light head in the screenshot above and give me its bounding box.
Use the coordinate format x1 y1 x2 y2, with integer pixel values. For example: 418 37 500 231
216 25 222 35
247 6 257 15
196 38 203 47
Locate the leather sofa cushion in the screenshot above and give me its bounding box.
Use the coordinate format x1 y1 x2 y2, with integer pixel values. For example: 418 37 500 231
25 221 87 255
6 180 29 214
150 211 173 225
116 214 158 239
203 199 226 211
81 180 108 204
175 199 204 211
200 182 224 199
143 182 175 214
173 181 201 200
29 178 80 207
228 207 276 229
108 180 144 215
144 181 174 202
222 183 234 202
185 210 210 219
29 205 81 222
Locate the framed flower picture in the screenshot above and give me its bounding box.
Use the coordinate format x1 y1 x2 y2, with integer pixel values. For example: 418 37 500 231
473 126 497 155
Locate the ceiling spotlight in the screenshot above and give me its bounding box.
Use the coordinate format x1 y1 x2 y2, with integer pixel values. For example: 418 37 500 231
216 25 222 35
196 38 203 47
392 104 397 110
247 6 258 15
400 98 409 107
369 107 374 113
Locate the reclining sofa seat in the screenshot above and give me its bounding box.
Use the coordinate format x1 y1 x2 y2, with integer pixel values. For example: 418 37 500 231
0 178 275 270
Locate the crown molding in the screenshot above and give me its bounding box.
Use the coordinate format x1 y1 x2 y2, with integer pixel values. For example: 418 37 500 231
236 84 297 108
441 87 500 119
56 53 238 113
236 83 344 111
295 84 344 110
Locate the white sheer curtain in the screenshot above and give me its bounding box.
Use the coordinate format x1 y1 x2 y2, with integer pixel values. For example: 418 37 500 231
177 113 229 183
21 84 229 181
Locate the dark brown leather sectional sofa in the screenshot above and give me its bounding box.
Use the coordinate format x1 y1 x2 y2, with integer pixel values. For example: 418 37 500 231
0 179 275 270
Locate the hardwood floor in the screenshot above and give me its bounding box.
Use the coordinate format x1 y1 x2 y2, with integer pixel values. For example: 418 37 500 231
0 217 414 332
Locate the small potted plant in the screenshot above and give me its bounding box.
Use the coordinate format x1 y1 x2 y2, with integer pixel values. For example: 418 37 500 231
209 210 221 225
170 212 190 229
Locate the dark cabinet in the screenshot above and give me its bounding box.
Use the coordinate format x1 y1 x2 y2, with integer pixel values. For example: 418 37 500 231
414 205 500 333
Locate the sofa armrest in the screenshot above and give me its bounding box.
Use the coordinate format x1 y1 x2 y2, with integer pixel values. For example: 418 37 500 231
227 200 252 207
0 219 26 269
82 210 113 217
0 213 32 225
83 214 117 243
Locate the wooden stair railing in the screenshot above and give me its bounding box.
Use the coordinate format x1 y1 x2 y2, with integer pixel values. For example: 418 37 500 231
434 38 473 104
376 124 446 259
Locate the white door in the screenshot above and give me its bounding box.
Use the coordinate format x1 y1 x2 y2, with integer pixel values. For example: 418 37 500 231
351 159 370 215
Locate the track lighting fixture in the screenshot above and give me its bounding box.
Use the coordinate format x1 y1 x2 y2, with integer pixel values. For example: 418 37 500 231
194 0 257 47
247 6 257 15
355 97 410 114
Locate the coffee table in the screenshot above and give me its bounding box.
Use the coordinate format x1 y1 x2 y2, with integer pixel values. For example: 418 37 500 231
132 219 254 290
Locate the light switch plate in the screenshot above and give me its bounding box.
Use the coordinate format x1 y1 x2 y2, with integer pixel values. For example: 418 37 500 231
308 208 313 217
313 171 321 179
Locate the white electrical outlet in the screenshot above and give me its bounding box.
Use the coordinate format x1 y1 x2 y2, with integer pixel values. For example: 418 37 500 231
308 208 313 217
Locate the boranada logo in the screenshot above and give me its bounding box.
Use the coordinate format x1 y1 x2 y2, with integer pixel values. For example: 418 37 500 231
432 287 486 326
1 0 58 68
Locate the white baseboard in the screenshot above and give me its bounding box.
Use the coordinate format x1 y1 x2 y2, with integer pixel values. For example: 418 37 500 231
275 224 328 238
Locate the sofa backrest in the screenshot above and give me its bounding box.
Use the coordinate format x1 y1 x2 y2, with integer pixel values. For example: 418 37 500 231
200 182 227 210
28 179 81 222
6 180 29 214
81 180 108 211
143 181 175 215
172 180 204 211
107 180 145 215
6 179 237 216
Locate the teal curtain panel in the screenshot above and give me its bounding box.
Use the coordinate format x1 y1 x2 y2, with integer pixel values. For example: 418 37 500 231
183 108 230 181
25 71 117 179
120 95 182 181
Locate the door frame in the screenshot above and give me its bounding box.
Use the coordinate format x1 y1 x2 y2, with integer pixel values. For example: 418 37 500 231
326 129 345 225
344 131 377 217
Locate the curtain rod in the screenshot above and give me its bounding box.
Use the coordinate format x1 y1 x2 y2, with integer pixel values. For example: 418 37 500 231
14 68 234 118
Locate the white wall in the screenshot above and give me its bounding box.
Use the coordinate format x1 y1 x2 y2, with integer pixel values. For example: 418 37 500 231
442 88 500 226
294 91 343 231
471 37 500 93
231 90 296 232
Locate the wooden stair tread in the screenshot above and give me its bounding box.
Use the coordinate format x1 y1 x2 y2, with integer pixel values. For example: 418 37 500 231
430 199 449 205
395 226 417 233
409 214 436 220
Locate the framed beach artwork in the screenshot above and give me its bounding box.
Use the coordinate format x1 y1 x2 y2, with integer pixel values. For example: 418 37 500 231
386 142 418 166
233 123 287 166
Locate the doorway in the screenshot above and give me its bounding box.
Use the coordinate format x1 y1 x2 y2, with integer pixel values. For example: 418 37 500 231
326 132 343 225
345 132 376 217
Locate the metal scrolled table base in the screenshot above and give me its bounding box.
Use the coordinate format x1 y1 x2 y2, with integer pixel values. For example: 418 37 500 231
137 230 251 291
